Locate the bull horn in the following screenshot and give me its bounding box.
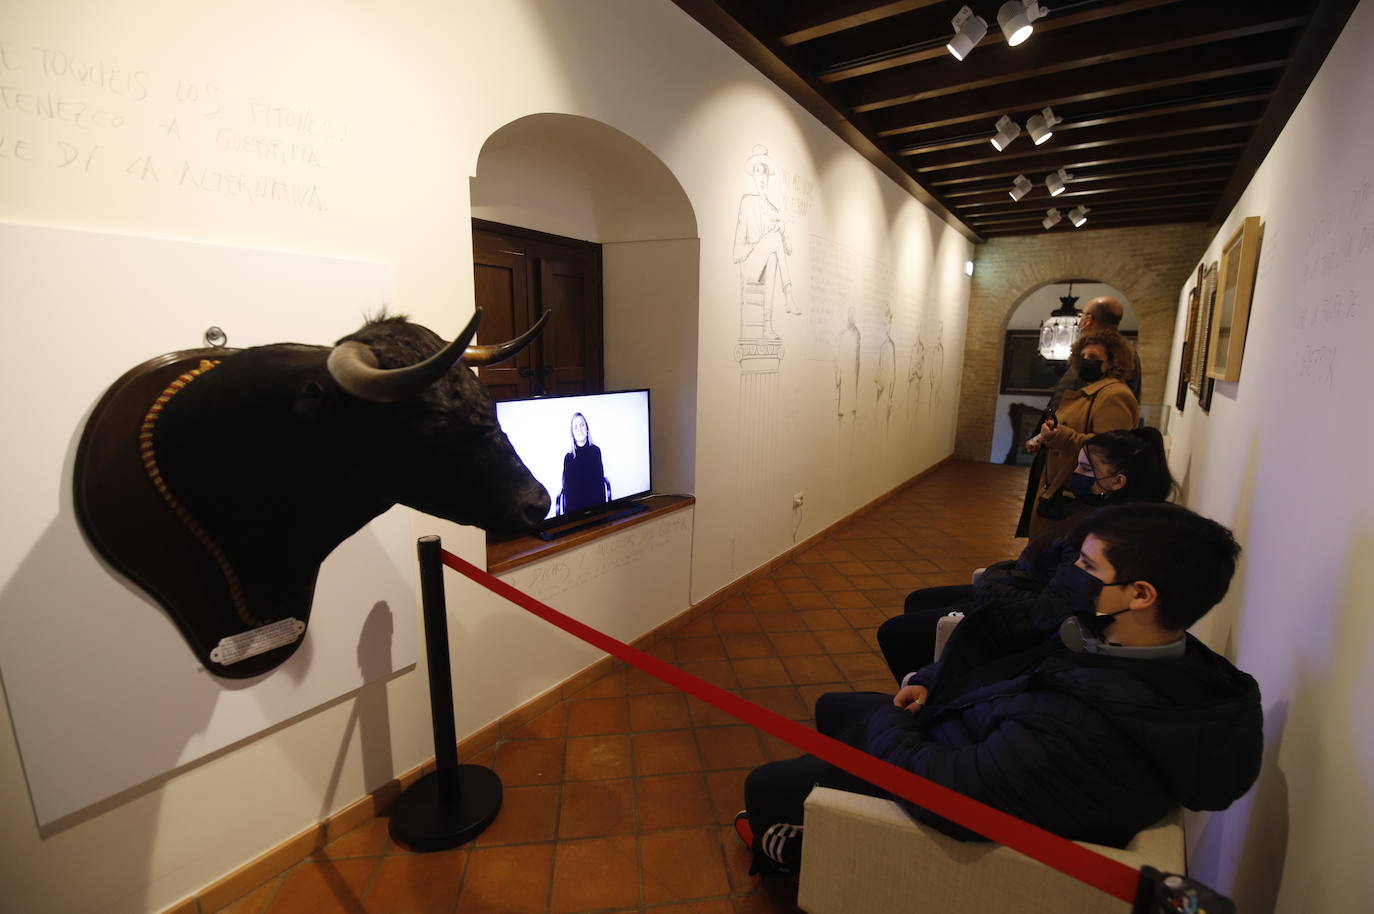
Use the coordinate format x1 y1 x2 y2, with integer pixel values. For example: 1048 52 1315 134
461 310 550 366
326 309 484 403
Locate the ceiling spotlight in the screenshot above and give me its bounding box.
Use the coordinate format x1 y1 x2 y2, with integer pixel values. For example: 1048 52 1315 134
990 115 1021 151
1026 107 1061 145
1042 208 1062 230
947 5 989 61
1045 167 1073 196
1069 205 1090 227
998 0 1048 47
1009 174 1033 201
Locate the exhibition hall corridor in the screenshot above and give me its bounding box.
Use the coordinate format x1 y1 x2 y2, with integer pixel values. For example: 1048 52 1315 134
215 461 1028 914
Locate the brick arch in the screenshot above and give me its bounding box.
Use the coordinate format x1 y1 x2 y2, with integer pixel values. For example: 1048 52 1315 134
955 223 1211 461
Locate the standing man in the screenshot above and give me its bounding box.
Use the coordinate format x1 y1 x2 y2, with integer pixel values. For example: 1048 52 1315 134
1050 296 1141 408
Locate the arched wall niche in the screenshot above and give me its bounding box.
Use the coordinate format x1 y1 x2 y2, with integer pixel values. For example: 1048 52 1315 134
988 279 1138 462
954 223 1210 461
471 113 699 494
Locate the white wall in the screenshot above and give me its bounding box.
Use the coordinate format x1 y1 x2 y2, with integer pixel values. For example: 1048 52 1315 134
0 2 970 912
1162 2 1374 910
988 282 1137 462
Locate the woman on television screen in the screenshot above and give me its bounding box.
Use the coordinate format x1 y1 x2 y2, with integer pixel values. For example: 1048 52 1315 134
560 412 610 515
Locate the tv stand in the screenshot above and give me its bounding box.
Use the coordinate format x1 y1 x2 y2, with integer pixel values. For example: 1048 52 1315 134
486 495 694 574
536 502 650 541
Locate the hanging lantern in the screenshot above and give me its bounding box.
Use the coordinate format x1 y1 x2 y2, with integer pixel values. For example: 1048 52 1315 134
1038 282 1081 361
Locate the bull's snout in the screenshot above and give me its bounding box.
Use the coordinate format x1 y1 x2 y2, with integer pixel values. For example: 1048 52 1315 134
521 482 552 528
488 479 550 537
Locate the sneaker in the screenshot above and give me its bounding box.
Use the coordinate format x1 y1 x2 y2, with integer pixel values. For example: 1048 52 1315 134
735 811 796 878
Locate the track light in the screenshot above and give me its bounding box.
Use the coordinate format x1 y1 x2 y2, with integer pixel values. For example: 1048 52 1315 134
990 115 1021 151
1042 208 1062 230
947 5 989 60
1045 167 1073 196
1026 107 1061 145
998 1 1048 47
1069 205 1090 227
1009 174 1033 201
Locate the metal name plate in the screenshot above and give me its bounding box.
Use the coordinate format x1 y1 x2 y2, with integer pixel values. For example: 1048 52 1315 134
209 618 306 666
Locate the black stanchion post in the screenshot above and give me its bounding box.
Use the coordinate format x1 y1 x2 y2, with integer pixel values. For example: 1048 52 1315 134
389 535 503 851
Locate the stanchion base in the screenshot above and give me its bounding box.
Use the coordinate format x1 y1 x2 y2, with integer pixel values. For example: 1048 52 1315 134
389 765 503 852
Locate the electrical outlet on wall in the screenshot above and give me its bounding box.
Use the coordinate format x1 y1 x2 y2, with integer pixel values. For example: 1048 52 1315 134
793 492 805 509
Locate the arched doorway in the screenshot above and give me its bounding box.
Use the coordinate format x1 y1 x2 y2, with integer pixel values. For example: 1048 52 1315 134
471 114 700 494
988 280 1137 463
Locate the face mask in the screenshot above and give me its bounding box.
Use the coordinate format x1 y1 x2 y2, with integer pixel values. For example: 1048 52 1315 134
1067 472 1101 501
1078 358 1104 382
1077 604 1132 637
1055 564 1133 635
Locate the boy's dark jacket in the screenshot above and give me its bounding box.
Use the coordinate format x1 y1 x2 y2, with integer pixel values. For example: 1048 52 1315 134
865 562 1264 847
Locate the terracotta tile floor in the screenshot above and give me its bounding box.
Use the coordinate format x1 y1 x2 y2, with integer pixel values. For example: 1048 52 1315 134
217 461 1028 914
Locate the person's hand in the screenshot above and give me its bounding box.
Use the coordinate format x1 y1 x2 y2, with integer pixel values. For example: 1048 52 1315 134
894 684 928 714
1024 436 1041 454
1039 418 1057 439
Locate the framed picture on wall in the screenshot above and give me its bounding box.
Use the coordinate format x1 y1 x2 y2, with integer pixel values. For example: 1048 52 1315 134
999 331 1069 394
1195 263 1218 412
1207 215 1263 382
1174 265 1204 412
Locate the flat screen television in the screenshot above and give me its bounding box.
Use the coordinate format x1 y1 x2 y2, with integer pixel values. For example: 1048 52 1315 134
495 389 652 535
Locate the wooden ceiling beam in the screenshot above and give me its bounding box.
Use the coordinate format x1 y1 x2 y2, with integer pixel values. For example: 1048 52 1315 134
846 7 1302 113
971 201 1213 227
897 92 1271 157
813 0 1182 83
924 134 1249 185
964 189 1222 220
870 44 1289 136
954 177 1228 209
979 213 1211 234
905 104 1264 171
942 164 1233 199
776 0 946 46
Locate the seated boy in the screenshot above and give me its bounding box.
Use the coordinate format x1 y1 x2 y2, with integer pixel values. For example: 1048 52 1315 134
736 502 1263 874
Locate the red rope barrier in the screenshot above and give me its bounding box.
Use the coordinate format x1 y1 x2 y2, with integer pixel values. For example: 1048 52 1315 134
441 549 1141 904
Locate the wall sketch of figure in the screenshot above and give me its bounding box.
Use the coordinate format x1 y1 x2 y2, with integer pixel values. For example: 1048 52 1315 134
835 306 860 428
927 320 945 409
733 144 800 341
907 330 926 420
875 307 895 431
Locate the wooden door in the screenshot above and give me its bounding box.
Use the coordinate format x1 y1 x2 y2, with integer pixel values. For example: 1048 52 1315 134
472 220 602 399
472 241 533 400
539 255 601 396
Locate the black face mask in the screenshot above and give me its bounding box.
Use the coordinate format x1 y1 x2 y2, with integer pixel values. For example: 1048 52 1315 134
1067 472 1101 502
1077 604 1132 637
1078 358 1104 382
1057 564 1133 636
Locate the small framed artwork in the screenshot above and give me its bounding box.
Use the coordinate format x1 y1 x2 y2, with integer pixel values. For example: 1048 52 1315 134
1196 263 1218 411
1207 215 1263 381
1175 265 1204 412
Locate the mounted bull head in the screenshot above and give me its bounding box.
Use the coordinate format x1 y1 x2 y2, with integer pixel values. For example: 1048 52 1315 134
74 309 550 678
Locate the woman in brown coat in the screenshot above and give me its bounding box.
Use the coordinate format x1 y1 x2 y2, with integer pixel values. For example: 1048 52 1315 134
1026 329 1139 538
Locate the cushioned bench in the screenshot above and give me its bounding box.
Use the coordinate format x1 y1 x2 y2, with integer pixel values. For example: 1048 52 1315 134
798 788 1184 914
